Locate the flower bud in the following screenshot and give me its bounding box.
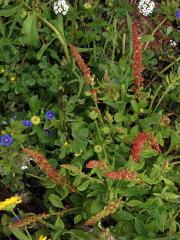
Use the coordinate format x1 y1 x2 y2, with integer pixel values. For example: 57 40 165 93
94 145 102 153
83 3 92 9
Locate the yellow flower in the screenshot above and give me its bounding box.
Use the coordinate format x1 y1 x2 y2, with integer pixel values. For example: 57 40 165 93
0 68 5 74
10 76 16 81
31 116 41 125
63 141 69 147
1 130 7 135
39 236 47 240
0 195 22 211
74 150 82 157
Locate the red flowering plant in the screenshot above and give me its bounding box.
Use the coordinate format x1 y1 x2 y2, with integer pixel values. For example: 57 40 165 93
0 1 179 239
132 23 144 97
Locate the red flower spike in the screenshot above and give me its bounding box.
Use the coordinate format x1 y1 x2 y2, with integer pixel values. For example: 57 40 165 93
105 170 137 180
21 147 75 192
85 160 107 170
70 44 93 85
131 132 160 162
131 132 149 162
132 23 144 96
149 136 161 152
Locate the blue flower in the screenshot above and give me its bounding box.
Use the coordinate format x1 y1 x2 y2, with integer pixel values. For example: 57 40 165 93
176 10 180 18
0 134 13 146
44 128 51 137
21 120 32 127
12 215 22 222
45 110 55 120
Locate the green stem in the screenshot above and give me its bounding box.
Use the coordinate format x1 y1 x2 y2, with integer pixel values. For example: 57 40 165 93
40 220 59 230
71 0 78 43
154 74 180 112
36 13 70 62
145 57 180 89
95 120 110 168
22 1 70 62
171 161 180 166
11 209 19 219
84 174 104 184
159 56 180 75
106 146 126 161
99 15 114 60
24 226 32 240
149 85 162 114
153 86 170 112
111 18 117 63
44 0 54 5
122 33 126 56
94 100 103 124
26 173 47 181
144 18 167 50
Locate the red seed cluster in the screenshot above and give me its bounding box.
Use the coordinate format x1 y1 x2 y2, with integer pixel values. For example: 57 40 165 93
149 136 160 152
85 160 107 170
131 132 160 162
21 147 74 192
131 132 149 162
132 23 144 96
70 44 92 85
9 213 48 228
105 170 137 180
84 199 123 226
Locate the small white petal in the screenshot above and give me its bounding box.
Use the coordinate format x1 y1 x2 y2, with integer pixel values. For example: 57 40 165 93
21 165 28 170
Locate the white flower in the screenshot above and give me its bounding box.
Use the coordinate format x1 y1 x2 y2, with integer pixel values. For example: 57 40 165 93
138 0 155 16
21 165 28 170
53 0 69 15
170 40 177 47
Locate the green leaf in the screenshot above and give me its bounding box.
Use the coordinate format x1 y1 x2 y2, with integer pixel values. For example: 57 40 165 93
29 95 40 114
166 26 173 35
74 215 82 224
126 200 144 207
48 194 64 208
36 38 55 60
140 35 154 43
36 127 48 144
1 214 9 226
130 125 139 140
67 229 97 240
10 228 30 240
90 199 104 215
140 113 162 128
169 221 177 235
22 12 39 46
51 15 65 39
169 133 180 150
0 18 5 36
114 112 123 123
56 187 68 200
77 180 90 191
141 149 158 158
89 111 98 120
55 216 64 229
0 5 22 17
127 12 133 56
135 217 148 235
113 210 134 221
73 175 82 187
